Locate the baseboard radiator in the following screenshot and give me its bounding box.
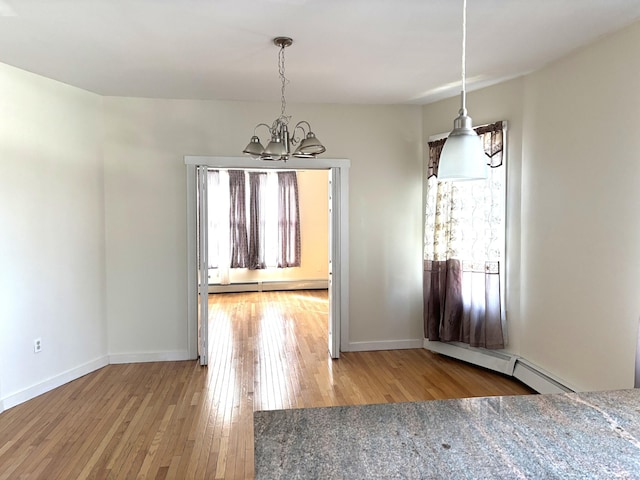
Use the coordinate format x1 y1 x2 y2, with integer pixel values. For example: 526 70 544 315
208 279 328 294
423 340 575 394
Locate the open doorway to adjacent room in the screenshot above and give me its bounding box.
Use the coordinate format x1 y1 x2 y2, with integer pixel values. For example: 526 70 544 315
185 156 350 368
205 168 330 293
203 167 330 382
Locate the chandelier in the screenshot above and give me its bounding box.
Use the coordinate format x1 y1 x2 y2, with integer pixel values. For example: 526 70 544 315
242 37 326 162
437 0 487 181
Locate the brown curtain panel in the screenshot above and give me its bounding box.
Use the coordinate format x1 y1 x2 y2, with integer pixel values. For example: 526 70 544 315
229 170 248 268
248 172 267 270
423 121 506 349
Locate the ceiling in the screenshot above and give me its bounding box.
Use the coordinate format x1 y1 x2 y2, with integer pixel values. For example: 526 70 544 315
1 0 639 105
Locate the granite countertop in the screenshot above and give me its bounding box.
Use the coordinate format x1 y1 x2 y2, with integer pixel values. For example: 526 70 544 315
254 389 640 479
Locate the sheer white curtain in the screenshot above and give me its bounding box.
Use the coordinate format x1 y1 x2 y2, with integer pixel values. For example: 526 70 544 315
208 170 231 284
264 173 279 267
277 171 301 268
423 122 506 348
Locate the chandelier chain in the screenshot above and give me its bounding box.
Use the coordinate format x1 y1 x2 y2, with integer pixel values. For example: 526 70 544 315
242 36 325 161
278 44 290 123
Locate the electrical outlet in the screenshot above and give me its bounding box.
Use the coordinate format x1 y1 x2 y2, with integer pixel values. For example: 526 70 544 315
34 338 42 353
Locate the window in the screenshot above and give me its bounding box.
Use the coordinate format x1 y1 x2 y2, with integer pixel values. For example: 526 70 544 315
207 169 301 283
423 121 506 349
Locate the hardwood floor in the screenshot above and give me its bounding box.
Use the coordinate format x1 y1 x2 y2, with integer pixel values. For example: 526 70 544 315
0 290 533 479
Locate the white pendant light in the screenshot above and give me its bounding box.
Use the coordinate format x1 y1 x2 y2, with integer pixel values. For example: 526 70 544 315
242 37 326 162
438 0 487 181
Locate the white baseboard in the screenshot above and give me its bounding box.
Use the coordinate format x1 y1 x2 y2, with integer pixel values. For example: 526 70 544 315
346 339 424 352
423 339 574 394
1 355 109 411
512 358 574 394
2 351 195 412
424 340 517 376
208 279 328 294
108 350 192 364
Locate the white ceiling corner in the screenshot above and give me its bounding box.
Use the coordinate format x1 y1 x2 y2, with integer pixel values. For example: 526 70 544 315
0 0 639 105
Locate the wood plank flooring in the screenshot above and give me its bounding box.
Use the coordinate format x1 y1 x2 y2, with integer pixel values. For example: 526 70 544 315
0 290 533 479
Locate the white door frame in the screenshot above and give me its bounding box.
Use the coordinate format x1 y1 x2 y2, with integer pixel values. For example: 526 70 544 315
196 166 209 365
185 156 350 360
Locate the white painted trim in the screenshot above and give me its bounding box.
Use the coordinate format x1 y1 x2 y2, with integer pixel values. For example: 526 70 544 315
337 166 350 356
512 358 575 394
208 279 328 294
186 164 198 360
1 356 109 411
424 340 516 376
423 339 575 393
108 351 191 364
185 156 351 357
2 351 193 411
347 339 424 352
184 156 350 170
197 166 209 366
635 315 640 388
327 166 342 359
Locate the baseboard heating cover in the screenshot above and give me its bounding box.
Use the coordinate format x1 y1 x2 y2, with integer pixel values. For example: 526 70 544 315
208 279 328 294
423 339 574 394
512 359 574 394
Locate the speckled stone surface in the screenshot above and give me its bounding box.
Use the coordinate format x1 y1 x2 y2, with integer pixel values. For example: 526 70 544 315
254 390 640 479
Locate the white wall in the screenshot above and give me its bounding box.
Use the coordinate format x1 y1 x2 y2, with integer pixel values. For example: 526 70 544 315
9 18 637 404
0 63 107 410
221 169 330 285
423 20 640 391
103 99 424 357
519 20 640 391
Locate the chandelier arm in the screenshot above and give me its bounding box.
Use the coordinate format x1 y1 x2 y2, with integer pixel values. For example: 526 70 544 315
254 123 273 136
294 120 311 131
291 120 311 144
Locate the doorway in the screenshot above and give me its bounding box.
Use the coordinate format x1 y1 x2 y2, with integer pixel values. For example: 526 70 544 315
185 156 350 365
205 168 329 289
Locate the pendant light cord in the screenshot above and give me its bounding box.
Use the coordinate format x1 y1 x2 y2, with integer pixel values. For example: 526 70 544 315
460 0 467 113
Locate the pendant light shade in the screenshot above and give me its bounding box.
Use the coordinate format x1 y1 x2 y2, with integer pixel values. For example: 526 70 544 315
437 0 487 182
293 131 326 157
263 135 288 159
438 110 487 180
243 136 266 158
